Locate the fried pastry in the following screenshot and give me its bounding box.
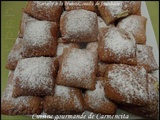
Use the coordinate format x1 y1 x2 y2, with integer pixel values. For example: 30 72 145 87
97 1 141 24
136 44 158 72
64 1 96 12
18 12 36 38
6 38 23 70
43 85 84 115
117 15 147 44
98 27 137 65
24 1 63 23
105 64 148 106
84 77 117 114
1 71 43 115
60 9 98 42
12 57 58 97
57 48 97 90
22 20 58 58
119 74 159 119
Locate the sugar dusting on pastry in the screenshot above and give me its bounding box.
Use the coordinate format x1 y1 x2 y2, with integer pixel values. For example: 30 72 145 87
61 48 95 82
23 21 53 46
104 27 136 60
137 45 158 71
107 64 148 104
54 85 70 100
87 80 109 108
2 72 29 106
14 57 54 91
33 1 62 8
63 9 97 41
7 38 23 63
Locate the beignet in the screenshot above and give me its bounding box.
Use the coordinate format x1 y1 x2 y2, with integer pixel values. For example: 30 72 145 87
97 1 141 24
12 57 58 97
44 85 84 115
60 9 98 42
22 20 58 58
57 48 97 90
98 27 137 65
1 71 43 115
84 77 117 114
136 44 158 72
24 1 63 23
105 64 148 106
117 15 147 44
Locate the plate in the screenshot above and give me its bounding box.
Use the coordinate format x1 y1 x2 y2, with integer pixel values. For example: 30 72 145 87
1 1 159 120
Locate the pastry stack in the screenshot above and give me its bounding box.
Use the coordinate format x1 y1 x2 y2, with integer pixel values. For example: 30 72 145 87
1 1 159 119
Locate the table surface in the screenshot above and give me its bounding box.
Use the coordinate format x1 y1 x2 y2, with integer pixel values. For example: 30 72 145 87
1 1 159 120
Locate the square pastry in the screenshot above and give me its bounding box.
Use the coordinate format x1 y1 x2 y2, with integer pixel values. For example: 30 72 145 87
84 77 117 114
24 1 63 23
57 48 97 90
117 15 147 44
96 1 141 24
136 44 158 72
60 9 98 42
43 85 84 115
98 27 137 65
22 20 58 58
105 64 148 106
119 74 159 119
64 1 96 12
18 12 36 38
12 57 58 97
6 37 23 70
1 71 43 115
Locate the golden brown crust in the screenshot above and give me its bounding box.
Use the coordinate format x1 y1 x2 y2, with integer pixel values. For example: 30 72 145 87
1 71 43 115
43 85 84 115
84 77 117 115
24 1 63 23
56 48 97 90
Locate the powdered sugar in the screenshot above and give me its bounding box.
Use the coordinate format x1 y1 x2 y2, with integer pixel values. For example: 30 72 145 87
87 80 109 108
63 9 97 40
56 43 77 57
7 38 23 62
23 20 53 46
2 72 29 106
14 57 54 91
61 48 96 81
117 15 142 33
108 64 148 104
73 95 83 110
104 27 136 60
98 17 107 29
54 85 70 100
33 1 63 8
137 45 158 71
